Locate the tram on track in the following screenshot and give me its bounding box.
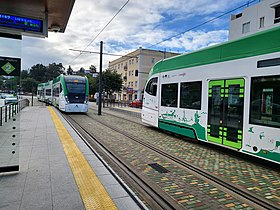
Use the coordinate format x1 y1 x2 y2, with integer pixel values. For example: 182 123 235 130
37 74 89 112
142 26 280 164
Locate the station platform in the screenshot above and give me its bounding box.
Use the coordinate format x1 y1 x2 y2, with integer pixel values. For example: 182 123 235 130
0 102 146 210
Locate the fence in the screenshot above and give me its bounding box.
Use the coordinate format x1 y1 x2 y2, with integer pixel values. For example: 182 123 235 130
0 99 29 126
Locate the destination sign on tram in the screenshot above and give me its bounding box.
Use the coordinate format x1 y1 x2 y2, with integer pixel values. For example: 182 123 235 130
0 13 43 33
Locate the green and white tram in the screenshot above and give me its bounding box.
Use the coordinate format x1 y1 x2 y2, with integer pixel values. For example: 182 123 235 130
142 26 280 164
37 74 89 113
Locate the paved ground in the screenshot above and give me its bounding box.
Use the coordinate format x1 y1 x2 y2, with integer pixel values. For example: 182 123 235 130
83 106 280 209
0 99 146 210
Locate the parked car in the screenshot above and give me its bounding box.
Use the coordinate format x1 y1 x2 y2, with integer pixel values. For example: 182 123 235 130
129 99 142 108
0 94 18 104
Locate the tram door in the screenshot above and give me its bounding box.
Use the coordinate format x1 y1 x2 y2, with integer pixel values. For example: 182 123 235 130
207 79 244 149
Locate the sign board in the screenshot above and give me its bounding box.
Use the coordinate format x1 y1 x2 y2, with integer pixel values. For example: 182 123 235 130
127 88 134 94
0 13 42 33
0 13 47 38
0 56 21 76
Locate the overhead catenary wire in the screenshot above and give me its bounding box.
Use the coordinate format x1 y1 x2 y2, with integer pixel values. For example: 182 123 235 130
69 0 258 67
69 49 138 58
148 0 258 48
69 0 130 65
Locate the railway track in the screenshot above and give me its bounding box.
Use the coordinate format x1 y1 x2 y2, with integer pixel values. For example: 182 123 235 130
63 113 183 210
63 111 279 210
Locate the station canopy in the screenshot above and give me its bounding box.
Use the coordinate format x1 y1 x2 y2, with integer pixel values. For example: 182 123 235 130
0 0 75 37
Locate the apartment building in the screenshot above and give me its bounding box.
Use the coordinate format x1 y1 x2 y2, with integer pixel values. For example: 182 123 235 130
229 0 280 40
108 48 179 101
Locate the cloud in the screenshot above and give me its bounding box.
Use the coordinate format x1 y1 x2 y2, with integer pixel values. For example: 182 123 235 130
161 30 229 52
20 0 246 71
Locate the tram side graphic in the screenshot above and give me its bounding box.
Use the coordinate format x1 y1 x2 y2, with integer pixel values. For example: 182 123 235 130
37 74 89 112
142 26 280 164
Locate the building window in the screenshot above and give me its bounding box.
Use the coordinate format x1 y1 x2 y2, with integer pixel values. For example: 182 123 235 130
135 70 138 76
135 81 137 87
136 57 138 63
275 5 280 24
129 60 131 65
250 75 280 128
151 58 155 63
161 83 178 107
180 81 202 110
132 59 134 64
236 13 242 19
131 82 133 87
129 71 131 76
259 17 264 28
242 22 250 34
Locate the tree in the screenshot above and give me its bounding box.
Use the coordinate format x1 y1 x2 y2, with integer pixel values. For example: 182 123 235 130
46 63 64 80
29 64 47 82
78 67 85 75
20 70 29 79
21 78 38 93
67 65 73 75
100 69 122 100
89 65 96 73
87 76 98 97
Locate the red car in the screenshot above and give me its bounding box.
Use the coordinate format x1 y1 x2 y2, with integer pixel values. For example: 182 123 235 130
129 99 142 108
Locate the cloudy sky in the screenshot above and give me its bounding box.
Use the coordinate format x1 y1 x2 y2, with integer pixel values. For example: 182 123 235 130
20 0 258 71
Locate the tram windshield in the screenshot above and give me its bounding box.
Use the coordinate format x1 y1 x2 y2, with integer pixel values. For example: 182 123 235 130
66 82 86 94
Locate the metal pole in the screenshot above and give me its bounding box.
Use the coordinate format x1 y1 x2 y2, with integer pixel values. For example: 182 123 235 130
0 107 2 126
137 47 142 100
31 84 34 106
5 106 7 122
98 41 103 115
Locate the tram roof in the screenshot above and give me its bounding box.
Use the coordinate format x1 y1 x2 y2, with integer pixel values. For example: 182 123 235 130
0 0 75 33
149 26 280 77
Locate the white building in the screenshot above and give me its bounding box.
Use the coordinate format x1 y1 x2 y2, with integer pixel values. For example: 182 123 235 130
229 0 280 40
108 48 179 101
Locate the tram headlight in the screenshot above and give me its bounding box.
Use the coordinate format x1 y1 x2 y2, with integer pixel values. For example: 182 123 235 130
65 96 69 104
85 96 88 103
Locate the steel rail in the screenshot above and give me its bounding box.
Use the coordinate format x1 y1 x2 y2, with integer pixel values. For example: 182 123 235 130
62 113 184 210
86 114 279 210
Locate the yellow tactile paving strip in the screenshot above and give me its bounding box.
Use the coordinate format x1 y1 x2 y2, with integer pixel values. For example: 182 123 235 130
48 107 118 210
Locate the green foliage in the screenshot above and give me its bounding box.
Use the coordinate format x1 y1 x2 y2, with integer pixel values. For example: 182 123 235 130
21 78 38 93
20 62 65 92
67 65 73 75
46 63 65 80
87 69 122 99
29 64 47 82
89 65 96 73
78 67 85 75
100 69 123 98
29 63 64 82
87 76 98 96
21 70 29 79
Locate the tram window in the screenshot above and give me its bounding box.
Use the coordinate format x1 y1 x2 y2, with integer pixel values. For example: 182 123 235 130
46 89 51 96
180 81 202 110
257 57 280 68
145 77 158 96
161 83 178 107
250 75 280 128
53 87 59 97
